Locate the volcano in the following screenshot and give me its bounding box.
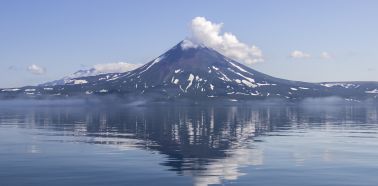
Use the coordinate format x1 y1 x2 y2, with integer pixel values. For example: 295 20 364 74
1 40 378 101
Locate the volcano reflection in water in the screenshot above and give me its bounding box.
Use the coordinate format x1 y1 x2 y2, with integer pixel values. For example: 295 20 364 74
1 103 377 186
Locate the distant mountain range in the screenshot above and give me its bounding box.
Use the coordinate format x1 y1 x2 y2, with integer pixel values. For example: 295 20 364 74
40 62 141 86
1 40 378 102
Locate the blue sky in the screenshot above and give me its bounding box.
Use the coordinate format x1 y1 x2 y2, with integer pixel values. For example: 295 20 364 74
1 0 377 87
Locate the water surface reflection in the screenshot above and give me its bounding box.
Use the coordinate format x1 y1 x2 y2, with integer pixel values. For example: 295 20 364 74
0 104 377 186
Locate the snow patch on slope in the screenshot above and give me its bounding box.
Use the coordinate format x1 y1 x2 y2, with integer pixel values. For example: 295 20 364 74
321 83 356 88
185 74 195 91
73 80 88 85
1 88 20 92
139 55 165 74
366 89 378 94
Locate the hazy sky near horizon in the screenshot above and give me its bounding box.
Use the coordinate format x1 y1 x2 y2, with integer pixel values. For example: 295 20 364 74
1 0 378 87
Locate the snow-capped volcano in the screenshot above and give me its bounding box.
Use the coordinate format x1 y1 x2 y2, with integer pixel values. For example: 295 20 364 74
1 40 378 101
87 40 312 99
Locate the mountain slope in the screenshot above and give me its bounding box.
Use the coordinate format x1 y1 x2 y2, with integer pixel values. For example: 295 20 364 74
1 40 378 101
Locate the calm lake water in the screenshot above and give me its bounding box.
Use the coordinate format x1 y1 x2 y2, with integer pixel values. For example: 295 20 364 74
0 102 377 186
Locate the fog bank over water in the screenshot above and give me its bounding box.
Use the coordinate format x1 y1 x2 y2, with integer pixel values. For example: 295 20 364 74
0 96 376 108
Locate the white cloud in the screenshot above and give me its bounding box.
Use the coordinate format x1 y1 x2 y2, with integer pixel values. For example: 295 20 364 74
289 50 311 59
73 62 141 78
27 64 46 75
92 62 141 74
181 39 199 50
185 17 264 65
320 52 332 59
